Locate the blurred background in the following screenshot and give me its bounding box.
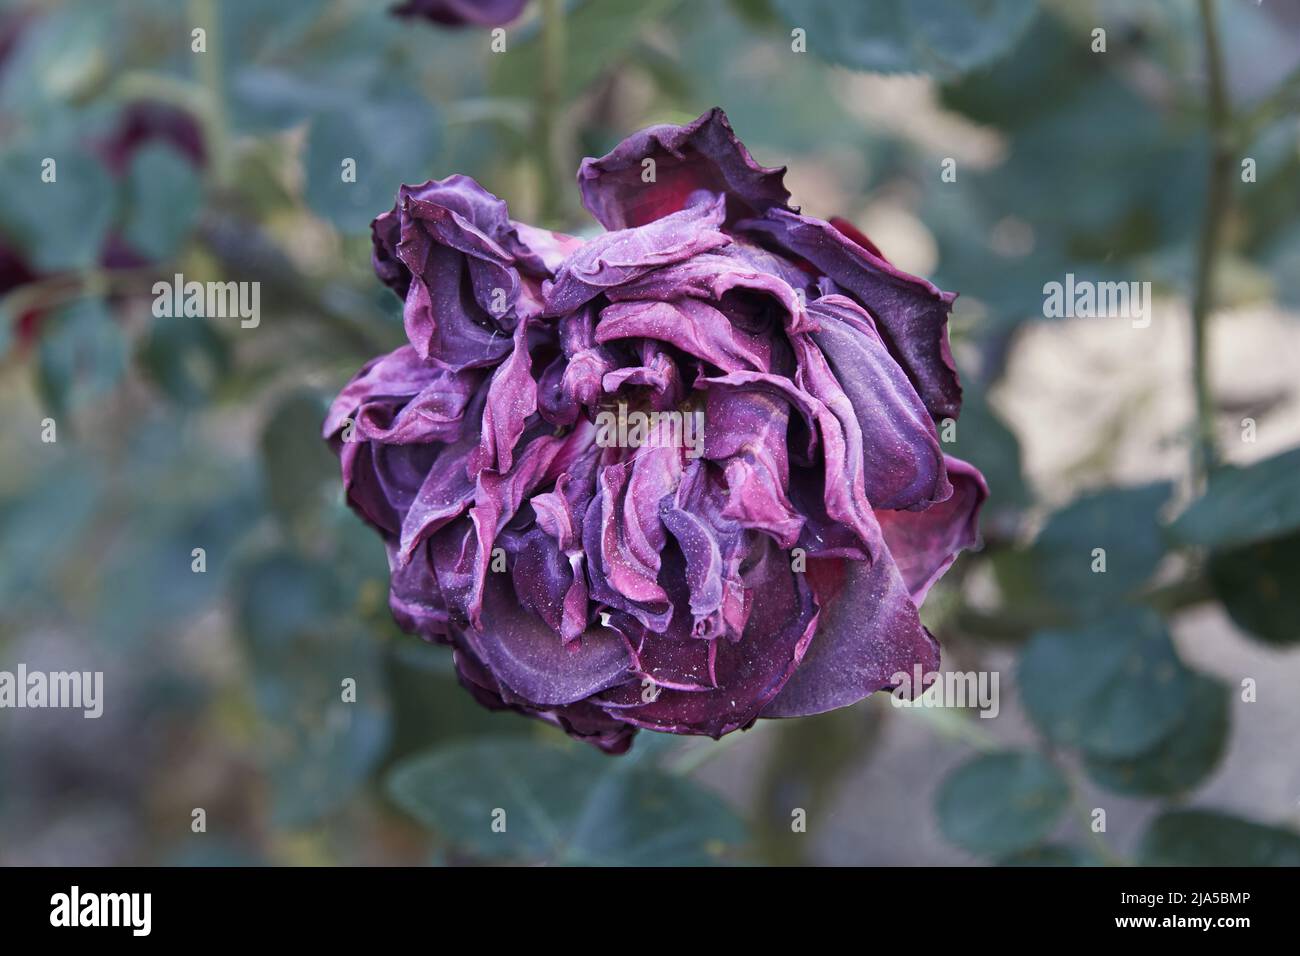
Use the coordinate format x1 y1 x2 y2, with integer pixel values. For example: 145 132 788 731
1 0 1299 866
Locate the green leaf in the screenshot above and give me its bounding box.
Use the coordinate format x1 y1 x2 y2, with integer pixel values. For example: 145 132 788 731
935 751 1069 857
36 298 128 417
773 0 1038 78
0 460 102 605
304 95 440 234
97 486 260 645
1139 810 1300 866
1084 673 1229 796
235 550 391 828
259 389 339 538
1208 531 1300 646
1019 609 1191 758
0 143 116 273
1030 482 1171 613
387 737 748 865
1169 447 1300 549
137 315 231 407
491 0 684 102
119 143 204 262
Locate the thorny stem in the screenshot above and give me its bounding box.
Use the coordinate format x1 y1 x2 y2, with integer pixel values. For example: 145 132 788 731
1191 0 1232 484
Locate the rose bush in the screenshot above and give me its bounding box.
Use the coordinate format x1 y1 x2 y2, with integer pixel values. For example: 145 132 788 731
324 108 986 753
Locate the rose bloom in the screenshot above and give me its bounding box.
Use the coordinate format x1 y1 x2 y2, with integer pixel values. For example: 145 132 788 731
392 0 528 28
325 109 986 753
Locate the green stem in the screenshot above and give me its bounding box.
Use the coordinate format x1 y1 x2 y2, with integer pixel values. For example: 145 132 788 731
1190 0 1232 483
191 0 231 187
535 0 566 225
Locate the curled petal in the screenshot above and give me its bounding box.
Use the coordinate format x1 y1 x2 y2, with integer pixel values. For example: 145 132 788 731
323 344 482 445
808 295 950 510
597 298 773 373
601 536 818 737
878 455 987 603
741 208 962 421
469 317 537 475
578 107 791 230
543 193 731 316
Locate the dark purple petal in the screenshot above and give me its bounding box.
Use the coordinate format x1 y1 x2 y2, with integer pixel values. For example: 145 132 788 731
371 176 552 365
878 455 987 603
808 295 950 510
542 193 731 316
742 208 962 421
578 107 791 230
323 344 482 445
458 572 632 706
387 540 450 642
469 317 537 475
597 298 773 373
760 554 939 718
701 386 804 548
453 648 637 754
600 535 818 737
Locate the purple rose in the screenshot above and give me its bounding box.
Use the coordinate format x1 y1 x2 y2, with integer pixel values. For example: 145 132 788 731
324 108 986 753
392 0 528 28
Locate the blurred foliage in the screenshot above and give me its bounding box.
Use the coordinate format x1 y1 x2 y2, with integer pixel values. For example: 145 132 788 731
1 0 1298 866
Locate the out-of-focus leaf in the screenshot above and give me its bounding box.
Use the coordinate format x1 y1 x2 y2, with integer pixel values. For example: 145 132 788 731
259 389 338 537
0 461 101 604
939 12 1094 128
1139 810 1300 866
387 737 748 865
1170 447 1300 549
119 142 204 262
0 6 112 116
935 751 1069 857
137 314 231 407
304 94 440 234
773 0 1037 78
1084 673 1229 796
0 143 116 273
491 0 683 102
1019 609 1191 758
1208 531 1300 646
36 298 128 416
1030 482 1171 613
235 550 391 828
98 486 260 644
